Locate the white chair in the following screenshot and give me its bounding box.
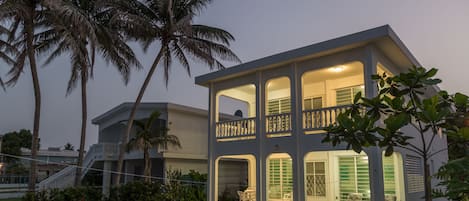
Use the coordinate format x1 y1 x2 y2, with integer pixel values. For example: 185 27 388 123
238 191 249 201
385 194 397 201
283 192 292 201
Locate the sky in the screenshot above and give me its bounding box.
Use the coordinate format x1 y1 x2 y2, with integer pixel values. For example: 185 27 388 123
1 0 469 150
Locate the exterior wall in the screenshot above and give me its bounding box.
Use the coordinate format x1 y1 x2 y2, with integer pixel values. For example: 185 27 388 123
165 109 208 158
98 124 123 143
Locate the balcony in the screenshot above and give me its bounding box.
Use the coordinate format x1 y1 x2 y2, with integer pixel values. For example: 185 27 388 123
266 113 292 135
214 62 365 141
216 117 256 140
302 105 351 132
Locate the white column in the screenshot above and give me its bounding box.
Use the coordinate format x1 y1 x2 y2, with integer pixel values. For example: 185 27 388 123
102 160 112 196
256 71 266 201
292 63 304 201
366 147 385 201
207 84 218 201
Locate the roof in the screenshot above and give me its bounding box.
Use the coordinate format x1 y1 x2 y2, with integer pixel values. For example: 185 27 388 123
195 25 421 86
91 102 209 125
21 148 79 157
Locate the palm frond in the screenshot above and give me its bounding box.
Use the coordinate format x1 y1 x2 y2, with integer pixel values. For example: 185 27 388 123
191 24 235 45
5 49 27 87
171 42 190 76
146 110 162 129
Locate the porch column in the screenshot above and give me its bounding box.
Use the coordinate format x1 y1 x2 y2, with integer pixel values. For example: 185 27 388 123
292 62 305 201
256 71 266 201
208 84 218 201
366 147 385 201
102 160 112 196
364 46 378 98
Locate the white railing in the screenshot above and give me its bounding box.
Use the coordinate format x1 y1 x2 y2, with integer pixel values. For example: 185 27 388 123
37 166 75 190
266 113 292 134
216 117 256 140
38 143 119 189
81 143 118 177
302 105 352 131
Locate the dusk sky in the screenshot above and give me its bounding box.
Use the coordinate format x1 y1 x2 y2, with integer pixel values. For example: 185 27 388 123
1 0 469 149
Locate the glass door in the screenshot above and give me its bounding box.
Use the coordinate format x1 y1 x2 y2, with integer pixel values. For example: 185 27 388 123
305 161 327 201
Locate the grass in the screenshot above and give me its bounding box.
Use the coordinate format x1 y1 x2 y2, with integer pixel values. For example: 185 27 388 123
0 198 22 201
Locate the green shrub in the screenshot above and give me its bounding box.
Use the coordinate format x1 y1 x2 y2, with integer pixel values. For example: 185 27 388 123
22 187 102 201
107 181 163 201
23 170 207 201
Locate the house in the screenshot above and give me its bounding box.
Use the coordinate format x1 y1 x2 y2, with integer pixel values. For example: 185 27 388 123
20 147 78 181
195 25 448 201
39 102 248 194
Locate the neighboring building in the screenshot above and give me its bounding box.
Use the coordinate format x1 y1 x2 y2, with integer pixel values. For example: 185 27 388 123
39 102 247 194
195 25 448 201
89 102 210 187
21 147 78 181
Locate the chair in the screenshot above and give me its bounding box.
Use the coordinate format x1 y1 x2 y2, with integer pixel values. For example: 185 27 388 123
283 192 292 201
237 191 249 201
347 193 363 201
244 189 256 201
385 194 397 201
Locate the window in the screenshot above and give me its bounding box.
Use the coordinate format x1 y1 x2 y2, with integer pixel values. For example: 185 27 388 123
338 156 370 201
305 161 326 197
405 155 424 193
383 156 396 195
304 97 323 110
336 85 364 106
268 158 293 199
268 97 291 115
382 153 405 201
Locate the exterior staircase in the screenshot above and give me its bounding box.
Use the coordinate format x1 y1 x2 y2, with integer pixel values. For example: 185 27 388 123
37 143 119 189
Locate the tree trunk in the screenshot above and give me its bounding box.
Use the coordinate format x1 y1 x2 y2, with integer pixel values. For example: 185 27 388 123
143 147 151 183
74 67 87 186
26 12 41 193
114 46 166 185
424 159 432 201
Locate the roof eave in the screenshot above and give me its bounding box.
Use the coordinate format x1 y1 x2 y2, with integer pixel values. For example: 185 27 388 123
195 25 422 87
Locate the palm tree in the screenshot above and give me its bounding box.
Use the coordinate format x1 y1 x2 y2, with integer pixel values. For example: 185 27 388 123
41 0 141 186
64 142 74 151
127 110 181 183
0 0 50 191
115 0 241 184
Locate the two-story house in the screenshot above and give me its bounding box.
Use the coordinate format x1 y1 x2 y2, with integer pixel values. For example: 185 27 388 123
195 25 448 201
39 102 249 194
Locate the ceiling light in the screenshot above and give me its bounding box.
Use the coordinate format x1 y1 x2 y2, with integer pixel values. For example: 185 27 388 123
330 65 345 73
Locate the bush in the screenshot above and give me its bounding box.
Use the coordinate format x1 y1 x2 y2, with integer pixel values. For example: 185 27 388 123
22 187 102 201
23 170 207 201
107 181 164 201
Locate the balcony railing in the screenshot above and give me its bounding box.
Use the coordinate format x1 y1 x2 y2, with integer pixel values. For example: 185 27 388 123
216 117 256 140
302 105 352 131
266 113 292 134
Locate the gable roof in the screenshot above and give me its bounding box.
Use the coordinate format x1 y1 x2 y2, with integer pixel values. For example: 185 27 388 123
195 25 420 86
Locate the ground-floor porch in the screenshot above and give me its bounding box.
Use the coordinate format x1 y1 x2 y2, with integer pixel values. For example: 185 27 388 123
212 150 405 201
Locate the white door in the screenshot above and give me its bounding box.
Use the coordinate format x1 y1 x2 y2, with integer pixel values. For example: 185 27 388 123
305 161 328 201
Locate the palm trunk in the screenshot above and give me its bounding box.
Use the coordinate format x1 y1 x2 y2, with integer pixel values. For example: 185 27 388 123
26 13 40 193
114 46 166 185
143 147 151 183
74 67 87 186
